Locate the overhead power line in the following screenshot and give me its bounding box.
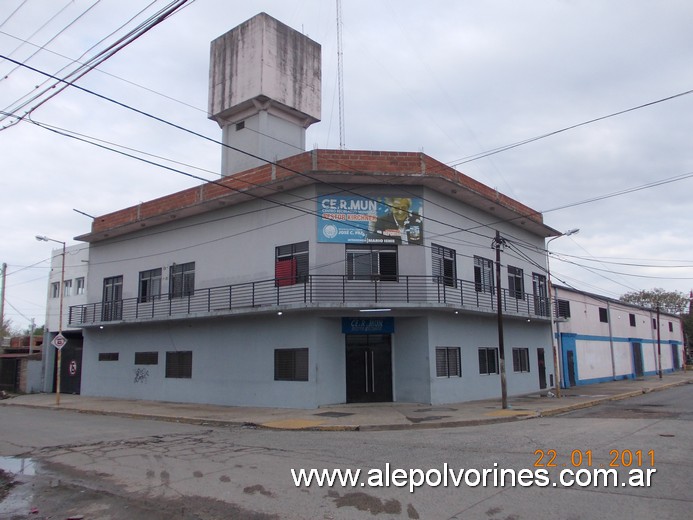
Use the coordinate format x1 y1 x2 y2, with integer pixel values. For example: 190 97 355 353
446 88 693 167
0 0 192 128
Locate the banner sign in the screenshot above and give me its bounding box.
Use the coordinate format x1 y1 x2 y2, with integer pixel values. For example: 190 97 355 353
317 195 423 245
342 317 395 334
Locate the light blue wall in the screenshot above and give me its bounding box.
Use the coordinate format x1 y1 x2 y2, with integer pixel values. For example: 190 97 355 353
428 313 554 404
393 317 430 403
82 313 332 409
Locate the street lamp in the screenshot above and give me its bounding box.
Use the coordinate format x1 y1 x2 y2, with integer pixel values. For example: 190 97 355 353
36 235 65 406
546 228 579 398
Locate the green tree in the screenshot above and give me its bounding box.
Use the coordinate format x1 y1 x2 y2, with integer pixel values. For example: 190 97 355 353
619 288 688 314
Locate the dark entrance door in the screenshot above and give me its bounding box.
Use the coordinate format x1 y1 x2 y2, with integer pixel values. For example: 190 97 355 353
671 344 680 370
566 350 577 387
0 359 19 392
59 342 83 394
632 342 644 377
537 348 547 389
345 334 392 403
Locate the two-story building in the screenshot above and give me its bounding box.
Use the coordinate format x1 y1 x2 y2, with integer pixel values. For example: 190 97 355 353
66 13 560 409
42 243 89 395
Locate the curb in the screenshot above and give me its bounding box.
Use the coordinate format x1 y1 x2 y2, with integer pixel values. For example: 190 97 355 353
1 378 689 432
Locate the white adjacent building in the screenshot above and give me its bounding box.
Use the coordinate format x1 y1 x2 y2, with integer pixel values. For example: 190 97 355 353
553 286 685 388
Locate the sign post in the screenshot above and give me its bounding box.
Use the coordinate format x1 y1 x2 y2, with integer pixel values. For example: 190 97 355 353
51 333 67 406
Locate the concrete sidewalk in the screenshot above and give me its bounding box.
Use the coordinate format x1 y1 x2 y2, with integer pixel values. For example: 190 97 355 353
2 371 692 431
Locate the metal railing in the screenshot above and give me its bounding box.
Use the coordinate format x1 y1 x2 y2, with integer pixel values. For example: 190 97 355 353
68 275 552 325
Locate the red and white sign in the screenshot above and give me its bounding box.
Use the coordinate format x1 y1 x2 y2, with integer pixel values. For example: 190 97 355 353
68 360 78 376
51 333 68 350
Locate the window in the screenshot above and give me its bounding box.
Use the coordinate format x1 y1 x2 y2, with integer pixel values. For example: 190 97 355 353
432 244 456 287
507 266 524 299
557 299 571 319
102 275 123 321
63 279 72 297
98 352 119 361
169 262 195 298
135 352 158 365
652 318 657 330
51 282 60 299
512 348 530 373
274 348 309 381
532 273 548 316
435 347 461 377
474 256 494 293
628 313 636 327
478 347 499 375
669 322 674 332
166 351 192 378
275 242 309 286
346 245 397 281
76 277 85 295
599 307 609 323
139 268 162 302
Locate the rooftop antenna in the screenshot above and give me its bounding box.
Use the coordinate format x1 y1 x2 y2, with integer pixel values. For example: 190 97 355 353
336 0 346 149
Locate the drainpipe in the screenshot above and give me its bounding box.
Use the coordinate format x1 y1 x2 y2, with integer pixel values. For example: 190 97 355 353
606 301 616 380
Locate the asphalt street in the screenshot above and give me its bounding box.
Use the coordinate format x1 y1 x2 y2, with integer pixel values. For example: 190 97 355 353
1 384 692 519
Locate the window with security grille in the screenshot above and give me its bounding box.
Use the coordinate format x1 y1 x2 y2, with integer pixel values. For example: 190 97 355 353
478 347 499 375
507 266 524 299
169 262 195 299
274 348 309 381
346 245 397 281
166 351 192 378
275 241 309 286
557 299 571 319
135 351 158 365
432 244 456 287
474 256 494 293
435 347 461 377
629 313 636 327
512 348 530 373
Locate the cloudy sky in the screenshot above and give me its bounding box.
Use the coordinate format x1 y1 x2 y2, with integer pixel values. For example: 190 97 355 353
1 0 692 332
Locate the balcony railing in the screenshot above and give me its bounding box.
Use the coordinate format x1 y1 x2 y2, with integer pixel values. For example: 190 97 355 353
68 275 551 326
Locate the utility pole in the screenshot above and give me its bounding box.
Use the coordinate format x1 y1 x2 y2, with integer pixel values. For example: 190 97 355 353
0 262 6 342
29 318 35 354
656 303 662 379
493 231 508 409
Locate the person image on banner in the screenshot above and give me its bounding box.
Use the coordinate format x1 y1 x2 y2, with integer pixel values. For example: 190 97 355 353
369 197 422 245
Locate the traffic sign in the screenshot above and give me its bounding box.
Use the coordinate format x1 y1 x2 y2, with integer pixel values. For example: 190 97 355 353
51 333 68 350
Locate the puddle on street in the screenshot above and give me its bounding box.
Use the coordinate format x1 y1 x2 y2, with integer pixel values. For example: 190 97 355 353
0 457 39 517
0 456 36 476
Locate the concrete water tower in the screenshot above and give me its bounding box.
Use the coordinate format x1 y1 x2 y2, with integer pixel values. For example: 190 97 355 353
208 13 321 176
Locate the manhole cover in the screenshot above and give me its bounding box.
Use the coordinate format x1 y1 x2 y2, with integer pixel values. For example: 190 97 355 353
313 412 354 418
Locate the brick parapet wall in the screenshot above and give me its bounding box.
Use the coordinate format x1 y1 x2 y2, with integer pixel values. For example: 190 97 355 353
89 150 543 235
